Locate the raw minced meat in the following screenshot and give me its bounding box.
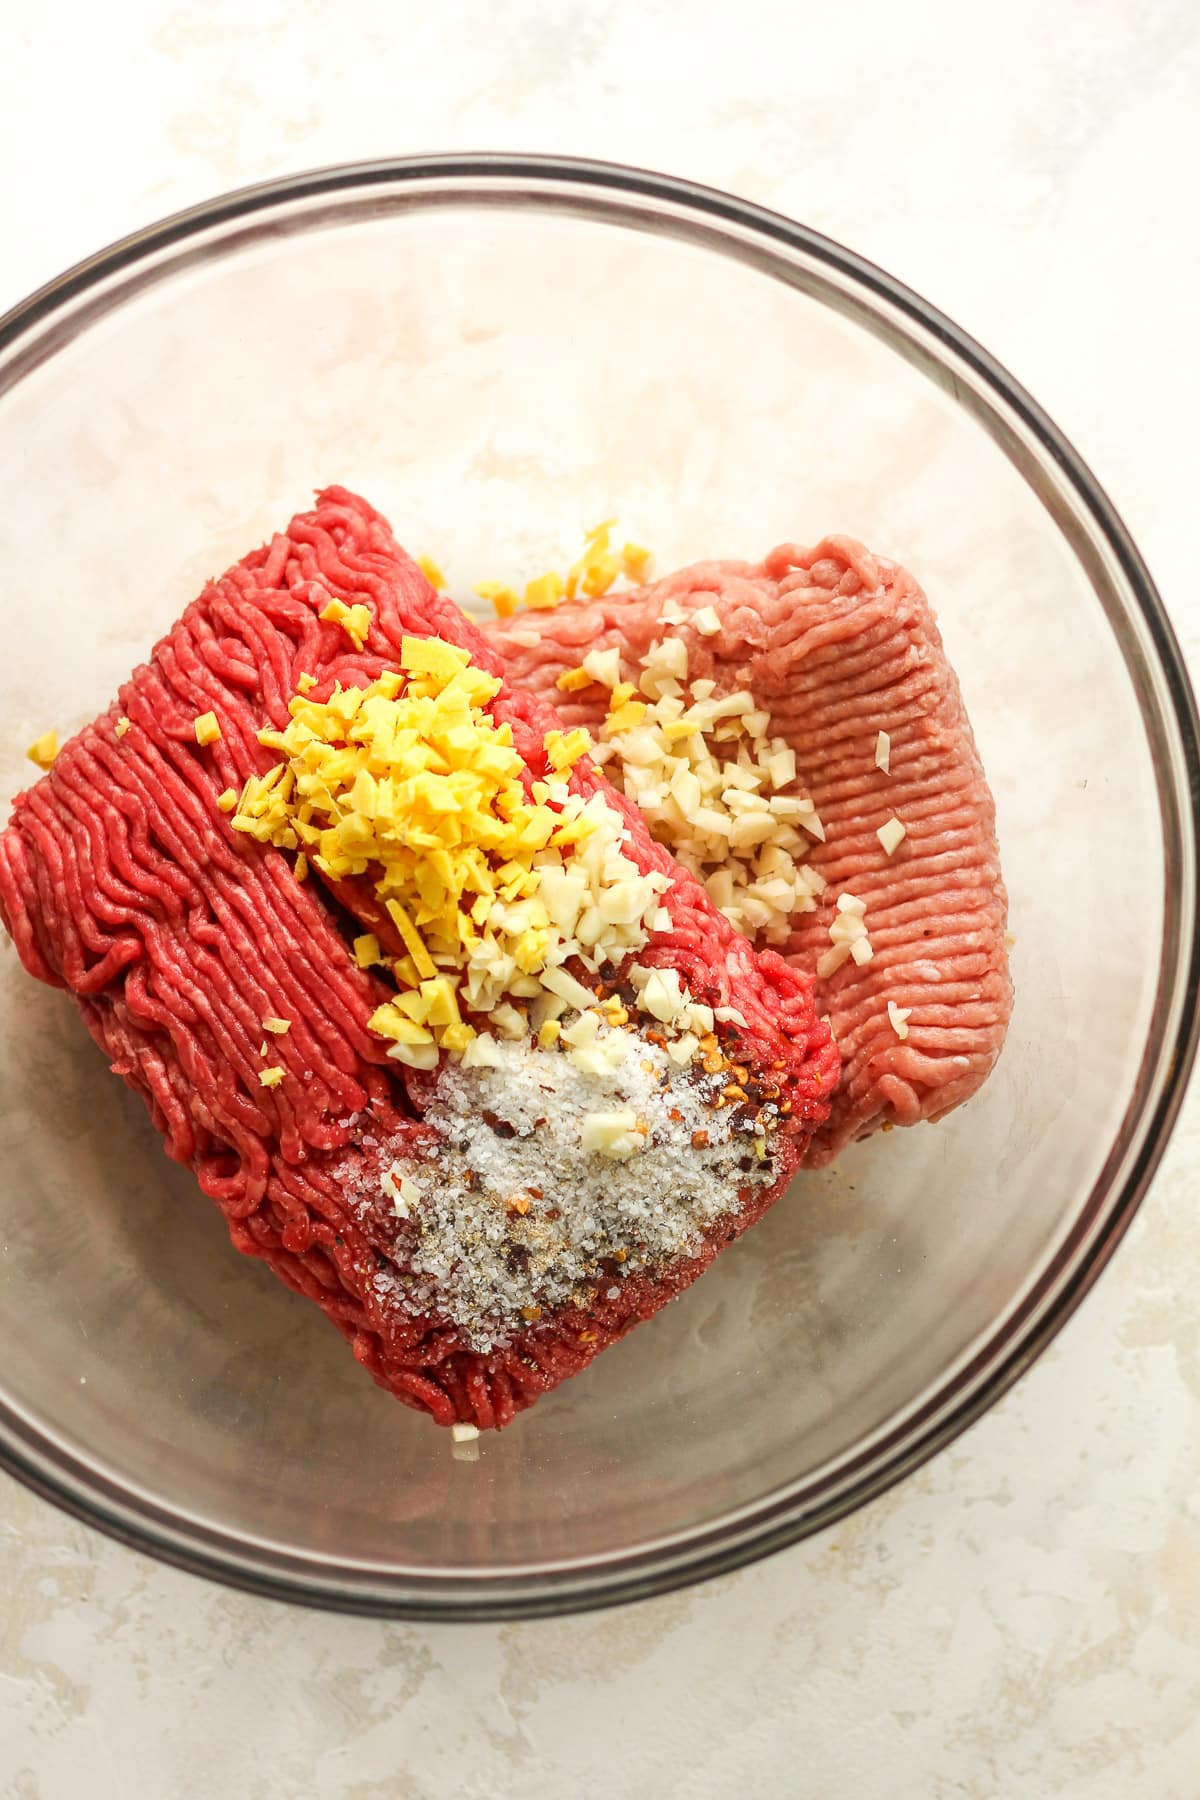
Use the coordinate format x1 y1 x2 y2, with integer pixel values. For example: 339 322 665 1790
484 536 1012 1162
0 489 838 1430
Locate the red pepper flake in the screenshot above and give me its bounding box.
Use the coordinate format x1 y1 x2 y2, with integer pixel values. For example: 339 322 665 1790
668 1108 683 1122
579 1331 597 1343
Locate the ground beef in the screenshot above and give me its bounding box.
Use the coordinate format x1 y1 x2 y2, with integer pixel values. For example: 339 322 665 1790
0 489 838 1429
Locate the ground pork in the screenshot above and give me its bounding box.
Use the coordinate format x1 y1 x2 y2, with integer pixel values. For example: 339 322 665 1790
484 537 1012 1162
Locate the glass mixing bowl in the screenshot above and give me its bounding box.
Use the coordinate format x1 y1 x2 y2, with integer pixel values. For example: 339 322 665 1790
0 156 1196 1620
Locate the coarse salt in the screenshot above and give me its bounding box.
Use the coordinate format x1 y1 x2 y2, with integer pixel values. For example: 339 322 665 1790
361 1023 775 1350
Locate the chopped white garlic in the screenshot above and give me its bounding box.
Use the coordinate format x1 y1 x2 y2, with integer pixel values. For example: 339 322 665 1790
887 1001 912 1040
877 817 906 856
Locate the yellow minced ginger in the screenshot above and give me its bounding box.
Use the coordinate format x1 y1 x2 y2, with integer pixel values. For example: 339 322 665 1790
416 554 446 590
319 598 372 651
229 635 669 1066
27 730 59 769
474 519 653 618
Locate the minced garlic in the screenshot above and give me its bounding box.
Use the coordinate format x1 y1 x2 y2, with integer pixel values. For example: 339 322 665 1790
580 1109 645 1159
577 635 826 944
887 1001 912 1040
818 892 872 978
877 816 906 856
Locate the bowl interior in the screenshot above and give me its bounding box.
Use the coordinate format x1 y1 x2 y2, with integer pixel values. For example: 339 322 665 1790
0 174 1181 1602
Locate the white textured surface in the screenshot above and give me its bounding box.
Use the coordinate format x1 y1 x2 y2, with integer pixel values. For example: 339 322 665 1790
3 3 1200 1794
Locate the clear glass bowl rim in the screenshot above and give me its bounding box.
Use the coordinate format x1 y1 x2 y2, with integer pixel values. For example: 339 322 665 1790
1 151 1197 1622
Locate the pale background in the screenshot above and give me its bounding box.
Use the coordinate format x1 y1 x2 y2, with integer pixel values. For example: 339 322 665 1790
2 3 1199 1796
